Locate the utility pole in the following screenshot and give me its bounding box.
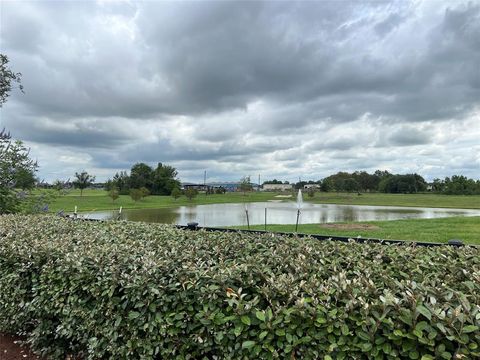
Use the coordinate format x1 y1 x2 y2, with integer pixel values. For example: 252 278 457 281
258 174 261 191
204 170 207 196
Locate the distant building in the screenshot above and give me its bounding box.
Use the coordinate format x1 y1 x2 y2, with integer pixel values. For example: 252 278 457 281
181 182 207 191
304 184 320 190
262 183 293 192
205 182 237 192
181 182 259 192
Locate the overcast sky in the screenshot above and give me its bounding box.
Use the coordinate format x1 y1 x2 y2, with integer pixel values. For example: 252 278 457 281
1 1 479 183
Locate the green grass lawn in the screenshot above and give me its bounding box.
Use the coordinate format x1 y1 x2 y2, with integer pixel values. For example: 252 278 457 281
307 192 480 209
43 189 280 213
233 216 480 245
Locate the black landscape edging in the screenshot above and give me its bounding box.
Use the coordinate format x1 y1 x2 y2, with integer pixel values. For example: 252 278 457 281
176 223 473 248
64 215 473 248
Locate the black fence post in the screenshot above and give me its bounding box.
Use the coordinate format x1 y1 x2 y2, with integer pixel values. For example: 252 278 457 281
187 222 199 230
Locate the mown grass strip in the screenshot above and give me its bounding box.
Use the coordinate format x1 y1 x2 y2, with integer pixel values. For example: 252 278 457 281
232 216 480 245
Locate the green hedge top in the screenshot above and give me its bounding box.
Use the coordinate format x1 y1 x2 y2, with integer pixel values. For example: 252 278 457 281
0 215 479 359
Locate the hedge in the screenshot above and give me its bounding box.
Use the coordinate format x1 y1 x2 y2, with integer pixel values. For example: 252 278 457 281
0 215 479 359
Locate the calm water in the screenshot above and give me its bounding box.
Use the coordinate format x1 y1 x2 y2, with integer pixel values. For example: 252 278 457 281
87 202 480 227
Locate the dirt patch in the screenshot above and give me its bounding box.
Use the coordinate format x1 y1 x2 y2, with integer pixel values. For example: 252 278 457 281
321 223 380 230
274 195 292 198
0 334 44 360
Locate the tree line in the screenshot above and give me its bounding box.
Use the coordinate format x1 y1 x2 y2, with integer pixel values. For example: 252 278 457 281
105 162 181 196
431 176 480 195
295 170 480 195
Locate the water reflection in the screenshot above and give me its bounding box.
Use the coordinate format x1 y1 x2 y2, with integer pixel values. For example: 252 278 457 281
88 202 480 227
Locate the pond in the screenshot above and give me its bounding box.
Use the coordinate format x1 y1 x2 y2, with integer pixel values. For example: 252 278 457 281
87 201 480 227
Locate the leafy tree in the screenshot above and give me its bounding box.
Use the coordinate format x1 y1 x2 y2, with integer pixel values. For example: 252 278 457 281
108 188 119 203
171 187 182 200
139 186 150 199
129 163 153 189
239 176 253 195
107 171 130 195
18 189 57 214
307 187 315 198
130 188 142 202
0 130 38 213
263 179 283 184
73 171 95 196
0 56 50 214
52 179 70 196
344 178 360 193
432 178 445 193
443 175 480 195
0 54 23 107
320 179 333 192
14 167 37 190
378 174 426 194
322 170 391 192
185 187 198 201
53 179 65 191
106 163 180 196
151 163 181 195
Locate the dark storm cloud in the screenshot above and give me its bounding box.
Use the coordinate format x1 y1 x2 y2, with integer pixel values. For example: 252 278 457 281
388 127 433 147
0 1 479 181
2 1 477 122
3 108 136 148
5 0 477 122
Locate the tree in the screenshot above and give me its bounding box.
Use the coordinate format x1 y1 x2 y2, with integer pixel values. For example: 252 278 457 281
129 163 153 189
320 179 333 192
185 187 198 201
73 171 95 196
263 179 283 184
443 175 480 195
0 56 49 214
0 130 38 213
171 187 182 200
14 167 37 190
130 188 142 202
1 54 23 107
151 163 181 195
52 179 71 196
343 178 360 193
307 187 315 198
239 176 253 195
378 174 426 194
139 186 150 199
108 188 119 203
107 171 130 194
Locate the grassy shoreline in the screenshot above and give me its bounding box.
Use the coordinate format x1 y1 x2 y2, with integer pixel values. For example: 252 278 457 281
231 216 480 245
42 189 480 213
307 192 480 209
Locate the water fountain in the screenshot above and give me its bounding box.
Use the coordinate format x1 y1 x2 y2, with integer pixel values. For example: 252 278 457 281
295 189 303 232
